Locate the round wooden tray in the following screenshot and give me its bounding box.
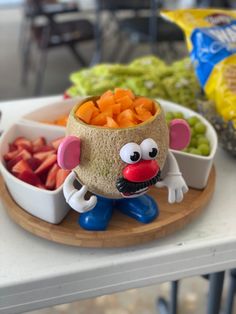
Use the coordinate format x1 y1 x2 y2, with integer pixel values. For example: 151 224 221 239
1 167 215 248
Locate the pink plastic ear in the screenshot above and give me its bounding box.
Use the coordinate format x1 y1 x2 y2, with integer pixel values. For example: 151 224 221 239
169 119 191 150
57 136 81 170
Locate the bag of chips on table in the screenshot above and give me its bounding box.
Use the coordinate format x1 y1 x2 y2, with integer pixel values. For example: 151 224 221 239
161 9 236 124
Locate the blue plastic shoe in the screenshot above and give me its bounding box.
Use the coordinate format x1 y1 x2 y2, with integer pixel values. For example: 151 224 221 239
115 195 159 224
79 196 114 231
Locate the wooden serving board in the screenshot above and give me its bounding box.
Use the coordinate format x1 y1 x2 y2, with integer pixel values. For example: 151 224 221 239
0 167 216 248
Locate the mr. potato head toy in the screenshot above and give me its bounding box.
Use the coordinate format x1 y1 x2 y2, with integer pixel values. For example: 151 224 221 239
58 93 191 231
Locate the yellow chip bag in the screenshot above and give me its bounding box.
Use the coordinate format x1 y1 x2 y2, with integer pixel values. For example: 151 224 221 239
161 9 236 122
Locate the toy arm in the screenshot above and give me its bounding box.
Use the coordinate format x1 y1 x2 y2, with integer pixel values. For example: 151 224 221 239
155 151 188 204
63 172 97 213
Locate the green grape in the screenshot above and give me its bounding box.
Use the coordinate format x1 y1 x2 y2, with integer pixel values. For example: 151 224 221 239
187 116 200 127
190 127 196 137
194 122 206 134
198 143 210 156
189 137 198 148
165 110 211 156
189 148 201 155
165 112 175 120
173 111 184 119
197 136 209 146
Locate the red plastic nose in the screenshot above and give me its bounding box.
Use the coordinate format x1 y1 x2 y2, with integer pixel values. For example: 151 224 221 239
123 160 159 183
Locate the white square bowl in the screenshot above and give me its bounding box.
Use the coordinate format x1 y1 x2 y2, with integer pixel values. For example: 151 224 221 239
159 99 218 189
22 97 80 126
0 121 70 224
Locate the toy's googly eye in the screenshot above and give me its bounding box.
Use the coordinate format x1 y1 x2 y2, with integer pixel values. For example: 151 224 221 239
120 142 141 164
140 138 159 160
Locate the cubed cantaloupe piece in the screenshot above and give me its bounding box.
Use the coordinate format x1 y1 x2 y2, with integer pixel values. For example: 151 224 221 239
75 101 97 124
114 88 135 101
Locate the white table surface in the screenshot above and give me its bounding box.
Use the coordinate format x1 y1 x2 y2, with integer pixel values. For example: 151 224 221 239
1 96 236 314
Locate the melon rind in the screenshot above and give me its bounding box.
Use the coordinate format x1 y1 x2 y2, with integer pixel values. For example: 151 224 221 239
67 97 169 198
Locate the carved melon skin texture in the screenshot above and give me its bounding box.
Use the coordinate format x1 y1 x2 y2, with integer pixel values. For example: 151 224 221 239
66 97 169 199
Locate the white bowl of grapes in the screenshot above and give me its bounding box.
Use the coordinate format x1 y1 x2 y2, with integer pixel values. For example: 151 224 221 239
159 99 218 190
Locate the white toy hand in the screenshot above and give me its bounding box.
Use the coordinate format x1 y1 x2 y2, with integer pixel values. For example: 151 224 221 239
155 172 188 204
63 172 97 213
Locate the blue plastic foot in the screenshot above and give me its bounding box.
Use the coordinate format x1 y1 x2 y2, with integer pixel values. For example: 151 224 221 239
115 194 159 223
79 196 114 231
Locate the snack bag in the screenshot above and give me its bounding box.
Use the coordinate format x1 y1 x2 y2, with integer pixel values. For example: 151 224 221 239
161 9 236 122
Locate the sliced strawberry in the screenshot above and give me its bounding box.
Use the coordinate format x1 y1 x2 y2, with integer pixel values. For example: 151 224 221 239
18 170 41 186
13 137 32 152
12 159 32 175
35 154 57 175
3 149 20 161
27 157 41 171
33 150 55 162
56 169 70 189
32 137 46 152
51 137 65 151
37 171 48 185
63 91 71 99
33 145 55 154
36 183 46 190
9 143 17 152
6 155 23 171
36 182 46 189
16 149 32 160
45 163 60 190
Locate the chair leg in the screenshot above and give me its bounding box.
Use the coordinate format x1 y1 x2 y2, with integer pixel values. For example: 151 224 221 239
34 49 48 96
19 19 27 55
69 45 87 67
207 271 225 314
116 34 136 63
106 31 123 62
90 0 102 66
21 30 32 86
157 281 179 314
224 270 236 314
149 0 158 55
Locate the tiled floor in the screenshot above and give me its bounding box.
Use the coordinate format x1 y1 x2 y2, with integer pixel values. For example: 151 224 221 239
1 7 235 314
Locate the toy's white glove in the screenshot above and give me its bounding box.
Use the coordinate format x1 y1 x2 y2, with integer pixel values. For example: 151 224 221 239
63 172 97 213
155 151 188 204
155 173 188 204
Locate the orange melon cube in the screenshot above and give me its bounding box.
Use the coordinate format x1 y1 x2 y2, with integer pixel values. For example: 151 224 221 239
55 115 68 126
117 109 137 124
119 119 137 128
91 106 100 119
111 103 121 115
133 97 154 113
41 120 54 125
114 88 135 101
90 108 113 126
135 108 152 122
100 90 113 99
106 117 119 128
75 101 97 124
97 95 115 112
117 95 133 111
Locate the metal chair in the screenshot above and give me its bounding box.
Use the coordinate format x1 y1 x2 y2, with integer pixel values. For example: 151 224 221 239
224 269 236 314
157 272 225 314
97 0 184 62
21 0 101 95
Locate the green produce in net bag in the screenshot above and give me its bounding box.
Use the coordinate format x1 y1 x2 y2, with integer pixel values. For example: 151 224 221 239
67 56 202 110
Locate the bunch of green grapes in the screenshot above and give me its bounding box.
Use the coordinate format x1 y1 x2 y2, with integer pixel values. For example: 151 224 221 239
165 111 211 156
